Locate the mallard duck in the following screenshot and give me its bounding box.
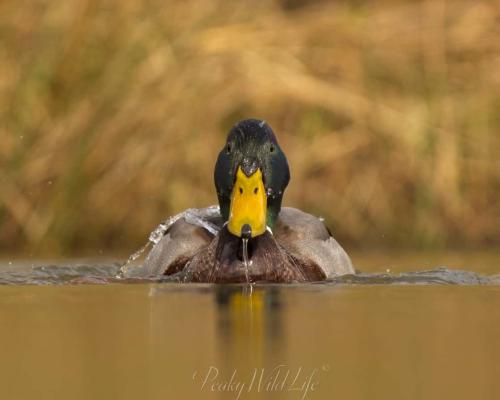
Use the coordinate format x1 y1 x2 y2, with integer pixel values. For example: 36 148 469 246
134 119 354 283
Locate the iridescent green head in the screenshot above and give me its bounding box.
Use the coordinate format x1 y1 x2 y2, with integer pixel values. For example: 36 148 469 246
214 119 290 237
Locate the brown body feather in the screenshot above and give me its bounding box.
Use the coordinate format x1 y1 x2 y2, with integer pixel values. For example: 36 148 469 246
133 207 353 283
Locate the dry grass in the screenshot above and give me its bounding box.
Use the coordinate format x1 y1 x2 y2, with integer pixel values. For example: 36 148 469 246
0 0 499 254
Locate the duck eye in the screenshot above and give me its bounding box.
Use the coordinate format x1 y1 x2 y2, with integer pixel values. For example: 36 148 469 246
226 144 232 154
270 144 275 153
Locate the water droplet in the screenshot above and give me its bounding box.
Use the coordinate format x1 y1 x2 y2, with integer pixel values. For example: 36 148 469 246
242 238 251 284
149 223 168 244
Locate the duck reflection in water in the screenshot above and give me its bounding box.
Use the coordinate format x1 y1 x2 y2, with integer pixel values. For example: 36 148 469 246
214 286 287 386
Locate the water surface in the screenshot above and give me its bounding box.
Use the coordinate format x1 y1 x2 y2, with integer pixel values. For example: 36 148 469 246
1 253 499 400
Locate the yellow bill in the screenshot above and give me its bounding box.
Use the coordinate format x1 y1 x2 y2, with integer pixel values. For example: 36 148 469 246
228 166 267 238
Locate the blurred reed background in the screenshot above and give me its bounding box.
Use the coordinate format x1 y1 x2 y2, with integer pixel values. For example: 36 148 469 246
0 0 499 255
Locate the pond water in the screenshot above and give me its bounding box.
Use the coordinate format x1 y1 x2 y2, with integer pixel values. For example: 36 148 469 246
1 251 499 400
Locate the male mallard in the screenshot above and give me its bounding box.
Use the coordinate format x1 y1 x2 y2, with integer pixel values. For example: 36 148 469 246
134 119 354 283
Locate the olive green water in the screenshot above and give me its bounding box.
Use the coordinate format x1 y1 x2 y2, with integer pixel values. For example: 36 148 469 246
1 252 500 400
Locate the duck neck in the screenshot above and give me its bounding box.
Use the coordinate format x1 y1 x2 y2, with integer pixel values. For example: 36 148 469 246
266 195 283 231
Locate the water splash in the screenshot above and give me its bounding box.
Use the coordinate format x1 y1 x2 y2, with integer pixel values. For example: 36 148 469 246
116 242 152 278
184 208 220 236
242 237 251 285
117 205 221 277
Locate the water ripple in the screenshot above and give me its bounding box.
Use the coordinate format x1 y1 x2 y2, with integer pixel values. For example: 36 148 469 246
328 268 500 285
0 264 499 286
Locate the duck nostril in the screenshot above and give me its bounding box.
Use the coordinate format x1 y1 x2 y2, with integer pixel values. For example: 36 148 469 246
253 187 258 194
239 187 243 194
